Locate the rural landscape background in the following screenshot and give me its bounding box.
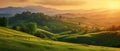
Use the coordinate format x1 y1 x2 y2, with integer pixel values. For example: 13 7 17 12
1 0 120 51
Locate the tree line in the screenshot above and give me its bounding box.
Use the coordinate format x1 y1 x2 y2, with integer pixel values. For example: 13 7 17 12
0 16 37 35
0 17 8 27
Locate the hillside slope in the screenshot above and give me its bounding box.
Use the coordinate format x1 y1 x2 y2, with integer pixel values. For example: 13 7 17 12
0 27 119 51
58 31 120 47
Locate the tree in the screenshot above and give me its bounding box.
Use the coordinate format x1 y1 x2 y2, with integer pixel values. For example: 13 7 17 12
26 22 37 35
18 23 27 32
34 31 46 38
42 26 50 31
12 26 20 31
0 17 8 27
3 17 8 27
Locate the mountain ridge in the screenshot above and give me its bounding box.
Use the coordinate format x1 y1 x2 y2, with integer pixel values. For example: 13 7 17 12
0 6 64 17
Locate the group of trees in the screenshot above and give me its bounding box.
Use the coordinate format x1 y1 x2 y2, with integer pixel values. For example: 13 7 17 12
9 11 49 25
0 15 37 35
9 11 79 34
106 25 120 31
0 17 8 27
12 22 37 35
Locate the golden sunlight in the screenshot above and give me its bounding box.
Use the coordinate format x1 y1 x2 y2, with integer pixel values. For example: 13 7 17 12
106 1 120 9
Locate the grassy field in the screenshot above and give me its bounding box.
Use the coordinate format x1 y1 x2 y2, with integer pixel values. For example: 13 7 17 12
0 27 119 51
57 31 120 47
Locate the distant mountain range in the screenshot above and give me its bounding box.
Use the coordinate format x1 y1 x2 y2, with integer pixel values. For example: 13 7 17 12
1 6 120 26
0 6 110 17
0 6 101 17
0 6 67 17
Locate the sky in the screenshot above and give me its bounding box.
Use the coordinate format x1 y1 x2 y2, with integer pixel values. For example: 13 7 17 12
0 0 120 10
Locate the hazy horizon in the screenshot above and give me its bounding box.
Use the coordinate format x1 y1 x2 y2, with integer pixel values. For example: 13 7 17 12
0 0 120 10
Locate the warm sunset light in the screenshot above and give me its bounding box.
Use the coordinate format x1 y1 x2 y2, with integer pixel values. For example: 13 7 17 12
0 0 120 10
2 0 120 51
106 1 120 9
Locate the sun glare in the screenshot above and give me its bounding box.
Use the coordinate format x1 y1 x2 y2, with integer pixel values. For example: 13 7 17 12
106 1 120 9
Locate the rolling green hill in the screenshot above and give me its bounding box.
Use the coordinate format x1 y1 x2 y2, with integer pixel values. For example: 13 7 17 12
0 27 119 51
9 12 82 34
36 28 56 40
58 31 120 47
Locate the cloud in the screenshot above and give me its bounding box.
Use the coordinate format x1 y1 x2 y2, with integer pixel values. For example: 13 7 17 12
0 0 28 3
14 0 28 2
0 0 87 10
36 0 86 6
0 0 85 7
0 0 29 7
